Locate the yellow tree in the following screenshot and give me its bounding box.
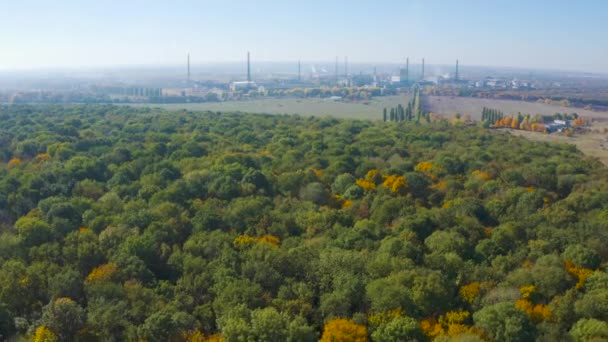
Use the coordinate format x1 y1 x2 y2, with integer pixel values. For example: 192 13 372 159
511 117 519 129
459 282 481 304
320 319 367 342
86 263 118 283
32 326 58 342
8 157 22 167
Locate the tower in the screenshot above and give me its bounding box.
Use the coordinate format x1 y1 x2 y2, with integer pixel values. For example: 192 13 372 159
406 57 409 82
247 51 251 82
298 60 301 82
335 56 339 84
421 58 425 80
455 59 459 81
187 53 190 84
344 56 348 78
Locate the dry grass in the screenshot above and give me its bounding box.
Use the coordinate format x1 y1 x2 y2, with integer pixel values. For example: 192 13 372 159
131 95 413 120
509 122 608 166
425 96 608 120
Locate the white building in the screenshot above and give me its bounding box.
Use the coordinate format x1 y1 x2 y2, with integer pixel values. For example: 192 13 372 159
230 81 257 92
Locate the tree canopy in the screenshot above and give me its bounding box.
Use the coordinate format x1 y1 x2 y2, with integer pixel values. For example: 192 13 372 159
0 104 606 341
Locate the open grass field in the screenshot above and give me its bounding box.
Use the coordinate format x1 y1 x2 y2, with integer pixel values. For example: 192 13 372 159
508 121 608 166
424 95 608 120
130 95 413 120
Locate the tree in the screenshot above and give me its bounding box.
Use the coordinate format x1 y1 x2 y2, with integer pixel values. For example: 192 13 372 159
40 298 85 342
32 326 58 342
299 182 329 205
473 302 535 342
250 307 289 341
383 108 387 122
320 318 367 342
371 315 424 342
332 174 356 195
15 215 53 247
138 311 177 342
570 318 608 341
0 303 14 338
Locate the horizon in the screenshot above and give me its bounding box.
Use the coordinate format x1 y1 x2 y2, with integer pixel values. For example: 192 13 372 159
1 60 606 77
1 0 607 73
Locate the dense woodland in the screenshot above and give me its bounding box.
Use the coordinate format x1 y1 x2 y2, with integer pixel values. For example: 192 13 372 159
0 105 607 341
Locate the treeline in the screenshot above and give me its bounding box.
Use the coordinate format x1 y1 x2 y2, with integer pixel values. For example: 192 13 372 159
383 88 428 123
481 107 588 133
481 107 504 123
0 105 607 341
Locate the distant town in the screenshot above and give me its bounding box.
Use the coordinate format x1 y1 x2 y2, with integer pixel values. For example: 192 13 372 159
2 53 608 111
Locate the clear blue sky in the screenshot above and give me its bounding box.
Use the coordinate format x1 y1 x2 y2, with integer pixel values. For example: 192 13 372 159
1 0 607 73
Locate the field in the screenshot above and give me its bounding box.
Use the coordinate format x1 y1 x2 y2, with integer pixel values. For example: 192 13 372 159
131 95 412 120
508 122 608 166
424 95 608 120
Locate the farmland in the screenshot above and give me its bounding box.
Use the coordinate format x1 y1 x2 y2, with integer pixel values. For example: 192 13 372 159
132 95 608 122
131 95 412 120
424 95 608 120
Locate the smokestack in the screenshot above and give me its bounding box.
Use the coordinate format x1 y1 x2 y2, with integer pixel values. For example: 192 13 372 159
455 59 459 81
421 58 425 80
344 56 348 78
247 51 251 82
298 60 301 82
335 56 339 84
187 53 190 84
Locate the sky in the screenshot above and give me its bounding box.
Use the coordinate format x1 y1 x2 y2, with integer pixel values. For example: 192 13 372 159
1 0 607 73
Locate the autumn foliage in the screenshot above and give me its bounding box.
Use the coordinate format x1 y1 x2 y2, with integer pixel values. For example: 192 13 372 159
32 326 58 342
515 299 552 322
355 179 376 191
459 282 481 303
565 260 594 289
320 319 367 342
415 161 441 180
368 309 403 328
8 157 22 167
382 175 407 193
86 263 118 283
233 234 280 248
421 311 482 339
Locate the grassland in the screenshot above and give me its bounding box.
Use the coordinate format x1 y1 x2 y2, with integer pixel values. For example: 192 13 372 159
134 95 608 121
133 95 412 120
506 121 608 166
130 94 608 165
424 95 608 120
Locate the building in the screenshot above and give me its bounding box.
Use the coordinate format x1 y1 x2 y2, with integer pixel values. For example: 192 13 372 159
230 81 257 92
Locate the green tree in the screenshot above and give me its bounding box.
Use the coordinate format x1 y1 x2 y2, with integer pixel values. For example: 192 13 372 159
371 316 424 342
473 302 535 342
40 298 85 342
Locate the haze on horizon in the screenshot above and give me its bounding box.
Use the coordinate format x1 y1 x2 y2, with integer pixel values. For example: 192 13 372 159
1 0 607 74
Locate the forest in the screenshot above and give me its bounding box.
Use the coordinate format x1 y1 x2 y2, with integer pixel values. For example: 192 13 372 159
0 104 607 341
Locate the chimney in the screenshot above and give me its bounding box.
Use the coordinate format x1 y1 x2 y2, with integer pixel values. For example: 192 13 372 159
335 56 339 84
421 58 425 80
187 53 190 84
344 56 348 78
247 51 251 82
